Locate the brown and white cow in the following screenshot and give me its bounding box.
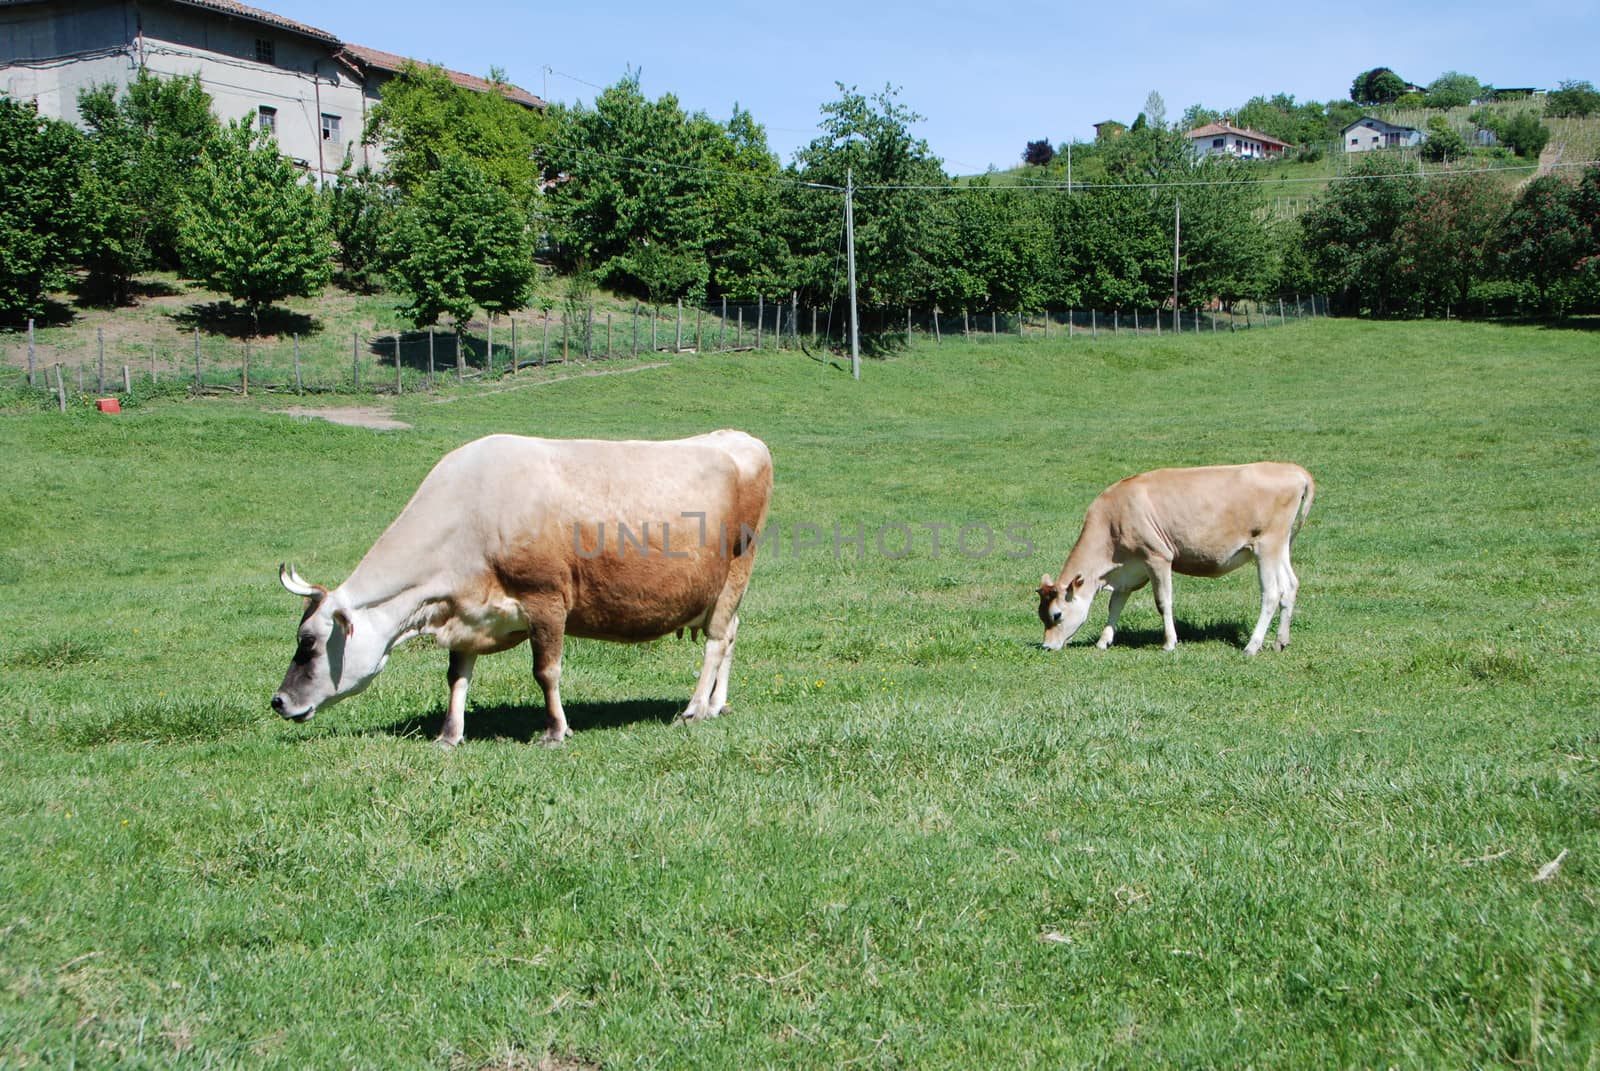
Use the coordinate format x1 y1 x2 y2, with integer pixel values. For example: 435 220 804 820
1037 462 1314 655
272 430 773 746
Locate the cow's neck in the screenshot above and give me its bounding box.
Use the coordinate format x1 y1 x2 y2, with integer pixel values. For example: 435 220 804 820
333 558 453 648
1062 519 1116 588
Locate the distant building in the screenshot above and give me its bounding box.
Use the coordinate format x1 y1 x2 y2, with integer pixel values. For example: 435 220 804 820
0 0 544 185
1185 121 1291 160
1341 116 1425 152
1092 119 1126 141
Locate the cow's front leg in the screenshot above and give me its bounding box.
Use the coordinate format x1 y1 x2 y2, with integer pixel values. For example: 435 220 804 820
1097 588 1130 650
1149 562 1178 651
529 619 570 747
440 651 477 747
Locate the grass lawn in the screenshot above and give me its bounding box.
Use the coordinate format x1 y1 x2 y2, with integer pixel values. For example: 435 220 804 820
0 319 1596 1068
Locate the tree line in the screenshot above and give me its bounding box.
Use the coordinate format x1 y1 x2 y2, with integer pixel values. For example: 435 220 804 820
2 68 1598 335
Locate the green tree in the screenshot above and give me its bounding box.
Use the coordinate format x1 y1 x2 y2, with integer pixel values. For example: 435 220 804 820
1425 71 1485 109
1546 79 1600 118
364 62 550 205
785 83 946 310
0 97 86 322
1421 117 1466 162
1500 112 1550 159
1352 68 1406 105
543 73 718 301
328 163 398 292
77 71 220 278
1300 155 1421 315
176 119 333 332
703 105 792 300
1393 175 1507 315
1497 174 1586 314
389 154 534 340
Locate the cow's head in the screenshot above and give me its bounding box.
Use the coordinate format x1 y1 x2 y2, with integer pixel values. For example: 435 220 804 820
271 564 388 722
1038 573 1092 651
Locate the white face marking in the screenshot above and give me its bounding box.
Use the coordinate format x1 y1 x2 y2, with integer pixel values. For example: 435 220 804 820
1039 585 1093 651
272 600 387 721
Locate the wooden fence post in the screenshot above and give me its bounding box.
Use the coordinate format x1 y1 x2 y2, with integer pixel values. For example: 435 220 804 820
395 337 403 395
427 328 435 388
26 319 35 387
933 307 941 344
1066 308 1073 339
793 292 799 348
651 307 658 354
1114 310 1119 336
810 306 817 348
695 306 702 351
55 363 66 412
540 317 549 367
97 328 105 393
1091 309 1097 340
607 313 613 358
632 303 640 358
990 311 997 338
294 333 303 394
756 296 764 350
1155 307 1161 336
487 317 494 378
1279 298 1285 327
675 299 683 352
1133 308 1139 333
353 330 362 390
721 297 728 351
585 306 594 360
737 307 744 349
194 328 201 388
122 365 130 393
1193 309 1200 335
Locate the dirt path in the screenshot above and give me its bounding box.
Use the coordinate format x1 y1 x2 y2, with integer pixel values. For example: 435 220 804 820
276 405 411 430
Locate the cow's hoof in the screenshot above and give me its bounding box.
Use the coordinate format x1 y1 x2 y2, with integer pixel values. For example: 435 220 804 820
538 734 565 749
1274 639 1289 652
435 736 462 750
1243 644 1262 657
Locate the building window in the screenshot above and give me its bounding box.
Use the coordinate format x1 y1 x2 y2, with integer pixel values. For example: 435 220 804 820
1212 138 1223 148
255 38 275 64
258 106 277 134
321 114 341 143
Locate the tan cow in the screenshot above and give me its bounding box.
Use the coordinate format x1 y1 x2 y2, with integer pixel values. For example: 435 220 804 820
272 430 773 746
1037 462 1314 655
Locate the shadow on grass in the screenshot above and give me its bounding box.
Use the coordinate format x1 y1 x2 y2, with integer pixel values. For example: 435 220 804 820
1 297 75 330
170 301 318 339
368 330 492 374
70 276 186 308
1069 618 1250 650
369 697 681 743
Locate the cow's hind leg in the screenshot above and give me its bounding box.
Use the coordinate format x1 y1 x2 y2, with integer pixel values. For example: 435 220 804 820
439 651 477 747
1244 547 1286 656
708 614 740 716
1274 557 1300 651
526 611 571 747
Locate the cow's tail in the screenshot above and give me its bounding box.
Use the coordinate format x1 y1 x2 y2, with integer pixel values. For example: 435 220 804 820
1290 471 1315 542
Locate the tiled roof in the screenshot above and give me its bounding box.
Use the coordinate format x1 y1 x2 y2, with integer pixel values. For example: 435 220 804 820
340 43 545 109
167 0 338 43
1185 121 1291 148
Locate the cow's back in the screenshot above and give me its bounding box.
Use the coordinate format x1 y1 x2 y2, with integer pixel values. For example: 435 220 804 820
1100 462 1311 569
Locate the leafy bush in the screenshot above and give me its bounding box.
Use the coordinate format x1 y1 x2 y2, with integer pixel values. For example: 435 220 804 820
0 97 86 322
1421 118 1466 162
1500 112 1550 159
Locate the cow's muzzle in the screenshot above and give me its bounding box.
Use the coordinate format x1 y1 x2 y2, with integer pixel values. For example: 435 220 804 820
271 693 316 722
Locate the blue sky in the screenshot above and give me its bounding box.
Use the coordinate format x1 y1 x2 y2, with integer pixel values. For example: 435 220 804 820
271 0 1597 173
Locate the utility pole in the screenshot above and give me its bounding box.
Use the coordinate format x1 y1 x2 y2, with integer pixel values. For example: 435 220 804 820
1066 141 1072 193
1172 196 1181 334
845 167 861 380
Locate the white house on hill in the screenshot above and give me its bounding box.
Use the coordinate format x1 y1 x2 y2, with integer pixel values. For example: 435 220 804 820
1342 116 1425 152
1185 121 1291 160
0 0 544 185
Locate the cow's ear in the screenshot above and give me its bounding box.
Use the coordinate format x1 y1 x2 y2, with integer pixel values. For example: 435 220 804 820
333 608 355 638
1040 573 1054 590
1064 574 1084 595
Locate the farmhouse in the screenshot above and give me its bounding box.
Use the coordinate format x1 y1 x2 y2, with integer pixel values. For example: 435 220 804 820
1185 121 1291 160
0 0 544 185
1342 116 1425 152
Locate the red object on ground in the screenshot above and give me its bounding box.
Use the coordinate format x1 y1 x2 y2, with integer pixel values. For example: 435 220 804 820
95 398 121 414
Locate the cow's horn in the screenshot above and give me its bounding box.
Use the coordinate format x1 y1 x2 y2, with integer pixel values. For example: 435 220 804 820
280 563 322 598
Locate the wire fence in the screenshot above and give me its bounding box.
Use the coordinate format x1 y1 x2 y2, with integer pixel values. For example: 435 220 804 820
3 294 1329 410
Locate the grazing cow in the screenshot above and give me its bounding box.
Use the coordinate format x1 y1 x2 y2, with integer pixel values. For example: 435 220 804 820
1037 462 1314 655
272 430 773 746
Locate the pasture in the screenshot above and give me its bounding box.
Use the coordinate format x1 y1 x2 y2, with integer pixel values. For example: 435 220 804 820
1 319 1596 1068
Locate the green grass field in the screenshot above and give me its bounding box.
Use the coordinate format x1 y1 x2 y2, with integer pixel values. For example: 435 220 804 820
1 319 1596 1068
